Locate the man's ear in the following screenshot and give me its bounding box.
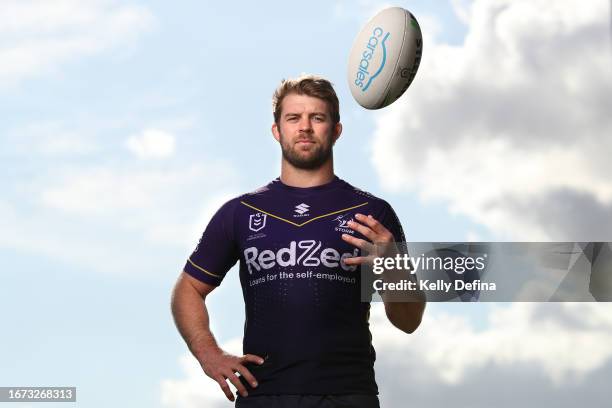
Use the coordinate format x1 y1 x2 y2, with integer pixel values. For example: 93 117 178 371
332 122 343 144
271 122 281 142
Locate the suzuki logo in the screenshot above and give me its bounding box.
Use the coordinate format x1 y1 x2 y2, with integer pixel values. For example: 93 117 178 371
294 203 310 215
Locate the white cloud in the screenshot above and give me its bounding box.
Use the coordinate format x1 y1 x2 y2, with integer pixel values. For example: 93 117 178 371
466 230 482 241
39 159 240 245
0 0 154 87
372 302 612 407
41 164 202 216
450 0 472 24
0 155 241 276
160 303 612 407
373 303 612 387
371 0 612 240
126 129 176 159
3 120 100 156
160 338 243 408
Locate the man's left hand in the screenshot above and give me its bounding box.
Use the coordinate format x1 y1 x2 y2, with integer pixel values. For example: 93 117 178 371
341 213 396 266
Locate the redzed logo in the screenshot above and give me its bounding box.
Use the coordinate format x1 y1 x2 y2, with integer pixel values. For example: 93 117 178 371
244 240 359 274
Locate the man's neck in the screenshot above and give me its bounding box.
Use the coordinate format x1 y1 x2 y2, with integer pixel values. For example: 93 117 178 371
279 161 335 188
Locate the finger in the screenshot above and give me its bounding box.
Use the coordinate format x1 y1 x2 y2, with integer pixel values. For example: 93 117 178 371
224 371 248 398
215 376 234 401
343 255 376 265
355 213 394 242
341 233 374 252
347 219 377 241
357 213 389 235
234 364 259 388
240 354 265 365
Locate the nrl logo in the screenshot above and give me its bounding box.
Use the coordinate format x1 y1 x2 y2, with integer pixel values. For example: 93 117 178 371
249 212 267 232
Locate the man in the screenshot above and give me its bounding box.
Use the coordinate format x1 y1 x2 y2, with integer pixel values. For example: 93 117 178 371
171 74 426 407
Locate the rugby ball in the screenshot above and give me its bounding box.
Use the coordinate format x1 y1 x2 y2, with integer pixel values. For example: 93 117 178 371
347 7 423 110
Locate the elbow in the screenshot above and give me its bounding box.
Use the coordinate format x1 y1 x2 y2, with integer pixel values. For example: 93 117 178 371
392 313 422 334
403 315 423 334
385 302 425 334
170 281 183 322
170 278 185 310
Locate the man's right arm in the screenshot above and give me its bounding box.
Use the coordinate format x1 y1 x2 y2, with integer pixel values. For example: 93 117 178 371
170 271 263 401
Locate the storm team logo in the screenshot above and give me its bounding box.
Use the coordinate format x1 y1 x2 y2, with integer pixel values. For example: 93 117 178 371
249 212 267 232
333 214 355 235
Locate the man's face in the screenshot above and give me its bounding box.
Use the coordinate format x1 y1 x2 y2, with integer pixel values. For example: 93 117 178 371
272 93 342 170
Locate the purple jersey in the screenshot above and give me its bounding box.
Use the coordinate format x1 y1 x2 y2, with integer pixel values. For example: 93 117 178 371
184 176 405 395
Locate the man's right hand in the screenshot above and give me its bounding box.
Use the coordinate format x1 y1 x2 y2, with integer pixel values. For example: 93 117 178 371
198 348 264 401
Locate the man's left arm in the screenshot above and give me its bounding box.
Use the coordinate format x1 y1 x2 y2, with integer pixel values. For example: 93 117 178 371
381 278 426 334
342 212 426 334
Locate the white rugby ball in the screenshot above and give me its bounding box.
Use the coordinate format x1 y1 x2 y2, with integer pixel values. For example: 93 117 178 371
347 7 423 110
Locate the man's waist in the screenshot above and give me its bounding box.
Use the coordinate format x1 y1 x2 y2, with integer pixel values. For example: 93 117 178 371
239 354 378 396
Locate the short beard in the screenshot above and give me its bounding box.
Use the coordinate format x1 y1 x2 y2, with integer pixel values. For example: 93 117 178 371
279 131 334 170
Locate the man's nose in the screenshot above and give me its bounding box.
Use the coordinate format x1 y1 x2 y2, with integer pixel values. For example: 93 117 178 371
298 116 313 132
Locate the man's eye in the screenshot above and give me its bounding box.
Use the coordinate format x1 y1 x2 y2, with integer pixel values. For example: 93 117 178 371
287 117 298 122
314 116 324 122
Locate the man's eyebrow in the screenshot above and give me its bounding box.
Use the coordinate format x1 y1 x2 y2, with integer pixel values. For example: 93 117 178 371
284 112 328 116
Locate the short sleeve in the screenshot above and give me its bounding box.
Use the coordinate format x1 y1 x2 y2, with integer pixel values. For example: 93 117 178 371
183 199 239 286
378 201 406 243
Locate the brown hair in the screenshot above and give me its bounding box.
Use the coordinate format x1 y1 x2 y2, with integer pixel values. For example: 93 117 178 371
272 74 340 126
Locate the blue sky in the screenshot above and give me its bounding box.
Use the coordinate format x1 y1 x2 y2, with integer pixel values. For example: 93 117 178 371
1 1 611 407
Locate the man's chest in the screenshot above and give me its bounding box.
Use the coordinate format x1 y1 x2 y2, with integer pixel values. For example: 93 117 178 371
234 198 372 276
